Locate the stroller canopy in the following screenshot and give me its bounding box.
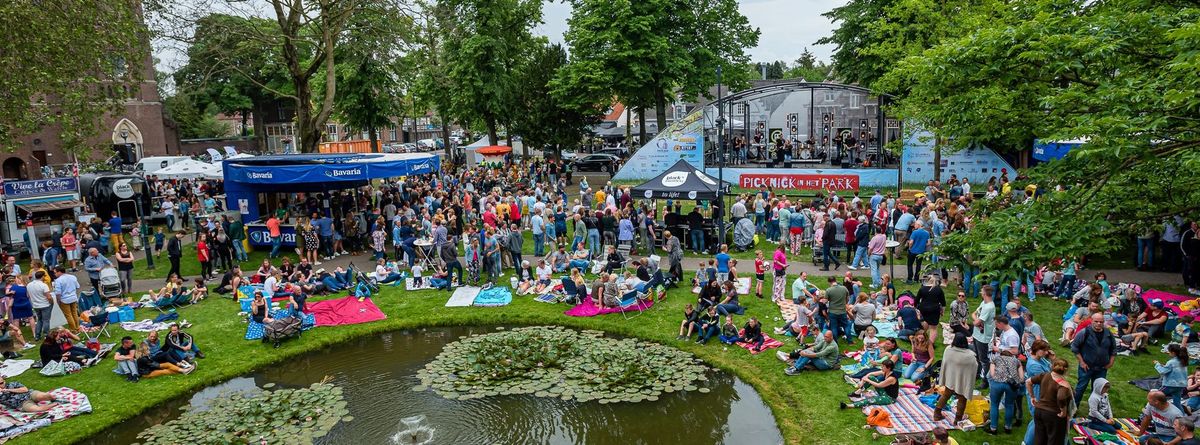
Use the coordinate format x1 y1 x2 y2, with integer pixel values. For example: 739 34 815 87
733 218 756 249
631 160 729 201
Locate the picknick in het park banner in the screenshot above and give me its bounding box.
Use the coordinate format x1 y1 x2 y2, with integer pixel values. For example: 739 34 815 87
738 174 859 191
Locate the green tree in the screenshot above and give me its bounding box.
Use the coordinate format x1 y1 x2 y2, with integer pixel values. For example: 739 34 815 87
437 0 543 146
0 1 149 158
172 14 288 149
888 0 1200 279
784 48 834 82
512 42 600 159
333 3 414 152
164 92 232 139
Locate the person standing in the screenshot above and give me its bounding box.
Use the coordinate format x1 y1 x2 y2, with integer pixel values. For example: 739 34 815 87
114 244 135 295
161 197 176 231
664 231 683 284
824 276 852 344
906 220 931 284
60 228 79 272
1031 358 1075 445
972 285 997 389
51 266 81 332
229 217 247 262
1071 312 1116 405
26 271 53 341
82 248 112 293
820 214 841 271
531 209 546 258
1184 221 1200 296
266 213 282 258
196 233 212 281
915 274 946 331
166 231 184 280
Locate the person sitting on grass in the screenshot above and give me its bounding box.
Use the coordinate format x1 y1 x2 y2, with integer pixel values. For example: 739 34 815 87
115 335 142 382
872 273 896 307
840 359 900 409
250 291 272 324
677 303 701 340
718 315 740 344
716 280 744 316
214 265 243 296
697 279 722 311
843 338 903 380
142 330 189 370
0 319 32 357
148 273 183 306
166 324 204 364
601 274 621 308
255 259 278 283
694 305 721 345
784 330 840 375
1086 378 1121 434
0 376 58 413
896 298 923 339
135 337 191 378
739 317 766 352
39 328 94 366
188 278 208 304
791 271 819 305
373 259 403 285
549 247 569 273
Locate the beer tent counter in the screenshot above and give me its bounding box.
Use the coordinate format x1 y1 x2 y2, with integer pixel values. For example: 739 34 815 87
223 153 440 247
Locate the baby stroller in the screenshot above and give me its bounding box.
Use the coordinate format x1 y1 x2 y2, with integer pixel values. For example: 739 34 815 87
262 315 302 348
733 218 756 252
350 264 379 299
99 267 123 300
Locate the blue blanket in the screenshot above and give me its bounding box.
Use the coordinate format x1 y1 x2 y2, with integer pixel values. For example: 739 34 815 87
473 287 513 307
244 309 316 340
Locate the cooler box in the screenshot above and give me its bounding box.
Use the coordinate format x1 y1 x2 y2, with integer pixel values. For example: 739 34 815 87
119 306 135 322
240 298 254 313
106 307 120 324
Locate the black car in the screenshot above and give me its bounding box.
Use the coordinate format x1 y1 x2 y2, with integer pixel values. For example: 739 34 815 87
572 154 620 173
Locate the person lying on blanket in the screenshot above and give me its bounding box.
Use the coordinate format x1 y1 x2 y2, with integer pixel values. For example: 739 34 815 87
783 330 840 375
838 358 900 409
0 376 58 413
148 274 183 306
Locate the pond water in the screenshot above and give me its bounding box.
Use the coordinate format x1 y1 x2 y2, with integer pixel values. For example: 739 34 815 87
83 326 783 445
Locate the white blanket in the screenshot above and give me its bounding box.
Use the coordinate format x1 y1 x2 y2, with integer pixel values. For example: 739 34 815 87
446 286 481 307
405 277 433 291
0 359 34 378
120 319 175 332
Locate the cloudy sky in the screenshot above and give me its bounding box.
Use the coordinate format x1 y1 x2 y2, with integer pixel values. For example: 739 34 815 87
535 0 840 63
155 0 841 74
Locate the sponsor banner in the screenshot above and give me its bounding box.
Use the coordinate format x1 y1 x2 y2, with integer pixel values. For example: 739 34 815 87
901 129 1016 184
739 174 860 191
611 112 704 181
3 178 78 198
246 224 298 247
706 168 899 190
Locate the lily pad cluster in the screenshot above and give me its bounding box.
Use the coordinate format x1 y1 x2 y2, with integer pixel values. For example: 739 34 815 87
135 382 351 445
414 326 709 404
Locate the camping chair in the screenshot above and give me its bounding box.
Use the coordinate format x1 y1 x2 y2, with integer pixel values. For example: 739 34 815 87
561 277 583 305
644 271 666 305
616 244 632 269
619 288 650 320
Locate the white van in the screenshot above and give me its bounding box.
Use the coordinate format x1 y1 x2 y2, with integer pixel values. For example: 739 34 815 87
135 156 192 176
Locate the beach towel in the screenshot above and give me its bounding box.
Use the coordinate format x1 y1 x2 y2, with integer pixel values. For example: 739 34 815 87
1 387 92 423
734 331 784 354
446 287 481 307
473 287 513 307
564 294 657 317
0 360 34 378
534 293 562 303
873 320 899 339
244 309 316 340
1128 376 1161 392
1143 290 1198 318
306 296 387 326
860 389 956 436
1071 418 1139 445
120 319 175 333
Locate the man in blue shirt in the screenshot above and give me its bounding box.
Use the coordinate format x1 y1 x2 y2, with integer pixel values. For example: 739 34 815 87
108 211 123 250
52 265 82 331
870 189 884 211
906 220 931 284
313 213 334 259
715 244 731 283
530 210 545 257
893 208 916 258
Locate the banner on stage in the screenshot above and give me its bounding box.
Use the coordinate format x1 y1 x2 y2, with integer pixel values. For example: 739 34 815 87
738 173 860 191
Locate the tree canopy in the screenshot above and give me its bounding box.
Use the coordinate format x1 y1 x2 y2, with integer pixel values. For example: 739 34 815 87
0 1 149 158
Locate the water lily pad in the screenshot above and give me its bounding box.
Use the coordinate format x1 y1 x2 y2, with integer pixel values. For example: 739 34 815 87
698 388 711 394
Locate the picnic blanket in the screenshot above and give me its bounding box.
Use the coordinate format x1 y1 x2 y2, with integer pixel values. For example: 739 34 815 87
734 331 784 354
0 360 34 378
1128 376 1161 392
473 287 513 307
244 309 317 340
873 320 899 339
1072 418 1139 445
306 296 387 326
1143 289 1198 317
405 278 433 291
1 387 92 423
860 389 956 435
446 287 481 307
0 418 50 441
564 294 656 317
119 319 176 333
534 293 563 303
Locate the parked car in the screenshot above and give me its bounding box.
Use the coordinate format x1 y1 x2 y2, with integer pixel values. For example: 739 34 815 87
402 143 418 153
571 154 620 173
596 148 628 159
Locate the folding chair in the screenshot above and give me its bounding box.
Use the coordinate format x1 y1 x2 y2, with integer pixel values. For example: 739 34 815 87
619 289 648 320
645 271 666 305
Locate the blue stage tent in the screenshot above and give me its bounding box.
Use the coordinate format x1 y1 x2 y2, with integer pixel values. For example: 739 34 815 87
224 153 440 223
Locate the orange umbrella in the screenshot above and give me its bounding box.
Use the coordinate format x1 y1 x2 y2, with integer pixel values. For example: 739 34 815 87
477 145 512 156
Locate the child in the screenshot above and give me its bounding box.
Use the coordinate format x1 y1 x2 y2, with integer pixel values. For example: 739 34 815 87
705 260 717 285
740 317 765 352
41 241 60 270
693 261 708 289
860 324 880 351
154 227 166 255
775 295 813 345
130 224 142 250
411 263 424 288
189 277 208 304
1086 378 1120 433
753 250 765 299
718 315 740 344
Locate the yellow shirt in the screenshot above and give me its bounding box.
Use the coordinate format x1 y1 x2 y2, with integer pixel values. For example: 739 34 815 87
496 203 510 219
594 190 606 207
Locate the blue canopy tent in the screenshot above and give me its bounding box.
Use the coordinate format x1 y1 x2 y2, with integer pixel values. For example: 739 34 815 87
1032 139 1086 162
224 152 440 224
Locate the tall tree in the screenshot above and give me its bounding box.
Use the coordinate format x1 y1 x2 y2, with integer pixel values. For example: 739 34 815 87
886 0 1200 279
172 14 288 150
163 92 233 139
151 0 368 153
0 1 149 158
333 3 414 152
412 0 456 157
436 0 542 146
512 42 600 159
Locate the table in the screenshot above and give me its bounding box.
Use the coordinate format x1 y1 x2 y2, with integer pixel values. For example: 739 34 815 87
884 240 901 281
413 238 436 271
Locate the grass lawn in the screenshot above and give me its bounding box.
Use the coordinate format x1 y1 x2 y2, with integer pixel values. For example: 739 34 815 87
10 269 1179 445
130 246 290 281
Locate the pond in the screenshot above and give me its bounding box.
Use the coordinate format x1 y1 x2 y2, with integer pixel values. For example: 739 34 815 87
83 326 783 445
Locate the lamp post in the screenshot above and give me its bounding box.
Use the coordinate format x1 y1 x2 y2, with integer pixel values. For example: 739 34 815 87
715 66 727 246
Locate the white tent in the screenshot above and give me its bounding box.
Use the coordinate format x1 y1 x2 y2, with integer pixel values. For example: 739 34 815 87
152 159 221 179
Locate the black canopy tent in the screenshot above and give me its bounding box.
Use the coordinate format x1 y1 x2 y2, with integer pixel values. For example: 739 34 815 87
631 159 729 201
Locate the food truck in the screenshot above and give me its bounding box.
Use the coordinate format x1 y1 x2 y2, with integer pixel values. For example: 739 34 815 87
0 178 85 255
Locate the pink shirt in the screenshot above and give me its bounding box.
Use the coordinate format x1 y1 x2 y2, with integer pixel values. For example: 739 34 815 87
868 233 887 255
772 250 788 271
